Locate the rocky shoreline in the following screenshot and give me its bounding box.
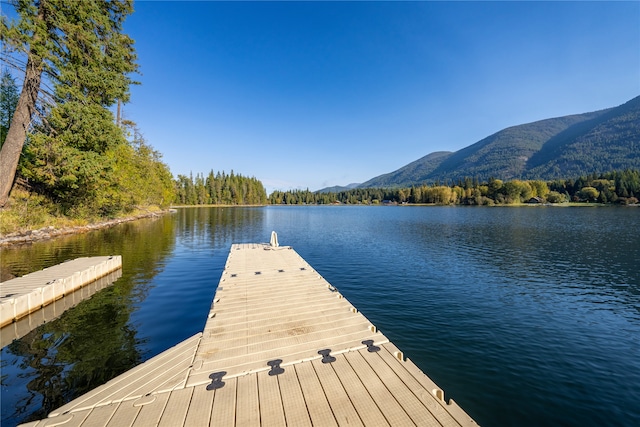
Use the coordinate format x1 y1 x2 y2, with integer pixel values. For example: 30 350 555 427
0 210 171 247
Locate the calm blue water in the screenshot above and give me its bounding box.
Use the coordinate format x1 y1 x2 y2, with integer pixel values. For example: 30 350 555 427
1 206 639 426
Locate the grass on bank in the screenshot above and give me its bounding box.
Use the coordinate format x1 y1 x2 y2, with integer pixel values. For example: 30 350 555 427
0 187 164 236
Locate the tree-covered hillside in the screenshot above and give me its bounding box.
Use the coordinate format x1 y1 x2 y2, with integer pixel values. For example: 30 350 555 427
525 96 640 178
361 96 639 188
359 151 452 188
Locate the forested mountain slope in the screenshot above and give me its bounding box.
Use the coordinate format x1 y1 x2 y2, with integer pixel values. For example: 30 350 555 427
360 95 639 188
316 183 361 193
359 151 452 188
525 96 640 178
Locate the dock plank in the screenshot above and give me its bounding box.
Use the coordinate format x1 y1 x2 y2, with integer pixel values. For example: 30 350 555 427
131 393 171 427
359 348 442 427
235 374 260 426
377 343 463 427
182 384 214 426
278 367 312 427
157 388 193 427
77 404 119 427
310 358 364 427
295 361 338 427
210 377 237 427
50 333 201 416
330 354 391 427
105 400 141 427
188 332 388 384
257 370 286 427
343 350 415 426
0 269 122 347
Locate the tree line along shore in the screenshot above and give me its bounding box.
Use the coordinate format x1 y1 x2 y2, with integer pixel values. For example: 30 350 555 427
2 169 637 243
268 170 640 206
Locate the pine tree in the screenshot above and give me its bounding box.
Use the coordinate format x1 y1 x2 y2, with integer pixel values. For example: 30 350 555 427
0 0 138 207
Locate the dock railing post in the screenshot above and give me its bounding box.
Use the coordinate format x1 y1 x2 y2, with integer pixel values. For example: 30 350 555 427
270 231 279 248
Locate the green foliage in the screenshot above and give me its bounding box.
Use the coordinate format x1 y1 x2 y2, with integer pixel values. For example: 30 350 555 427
578 187 599 202
174 170 267 206
0 69 19 147
546 191 568 204
16 109 174 218
19 101 123 216
1 1 174 221
3 0 138 105
0 187 54 233
109 126 176 210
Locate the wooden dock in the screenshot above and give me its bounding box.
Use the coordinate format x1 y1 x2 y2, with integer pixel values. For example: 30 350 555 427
0 256 123 329
20 244 477 427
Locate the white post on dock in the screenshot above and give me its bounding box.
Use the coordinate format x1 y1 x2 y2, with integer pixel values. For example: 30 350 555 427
270 231 279 248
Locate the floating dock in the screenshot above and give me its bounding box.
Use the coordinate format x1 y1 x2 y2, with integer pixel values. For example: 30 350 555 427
20 243 477 426
0 256 122 329
0 268 122 347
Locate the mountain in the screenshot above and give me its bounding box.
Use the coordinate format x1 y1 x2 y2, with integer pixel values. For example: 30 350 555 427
359 151 453 188
360 95 640 188
525 96 640 178
316 182 361 193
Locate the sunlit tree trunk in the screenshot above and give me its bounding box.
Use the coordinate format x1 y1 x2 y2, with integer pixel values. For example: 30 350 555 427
0 52 43 207
0 2 45 208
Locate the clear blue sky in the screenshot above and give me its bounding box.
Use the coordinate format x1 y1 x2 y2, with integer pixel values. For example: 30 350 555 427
122 1 640 193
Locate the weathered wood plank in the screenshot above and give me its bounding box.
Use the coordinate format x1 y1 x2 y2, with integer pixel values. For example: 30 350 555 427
182 384 214 426
311 358 364 427
157 388 193 427
278 366 312 427
235 374 260 426
343 351 415 426
210 377 237 427
257 370 286 427
330 354 390 427
131 393 171 427
295 361 338 426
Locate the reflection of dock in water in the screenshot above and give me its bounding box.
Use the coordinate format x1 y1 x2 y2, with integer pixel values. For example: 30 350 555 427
0 256 123 334
0 268 122 347
21 240 477 426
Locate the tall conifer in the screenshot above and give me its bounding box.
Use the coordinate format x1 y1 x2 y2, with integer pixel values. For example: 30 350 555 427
0 0 138 206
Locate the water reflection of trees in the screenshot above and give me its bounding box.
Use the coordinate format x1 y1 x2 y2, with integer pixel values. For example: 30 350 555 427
176 207 266 251
1 215 176 425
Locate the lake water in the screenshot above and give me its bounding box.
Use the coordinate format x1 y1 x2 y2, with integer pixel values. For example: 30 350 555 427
1 206 639 426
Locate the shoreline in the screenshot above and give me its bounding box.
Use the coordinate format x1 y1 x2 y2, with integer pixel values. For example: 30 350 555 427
0 210 171 248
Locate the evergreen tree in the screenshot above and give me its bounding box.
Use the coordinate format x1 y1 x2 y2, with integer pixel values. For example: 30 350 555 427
0 0 138 207
174 170 267 206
